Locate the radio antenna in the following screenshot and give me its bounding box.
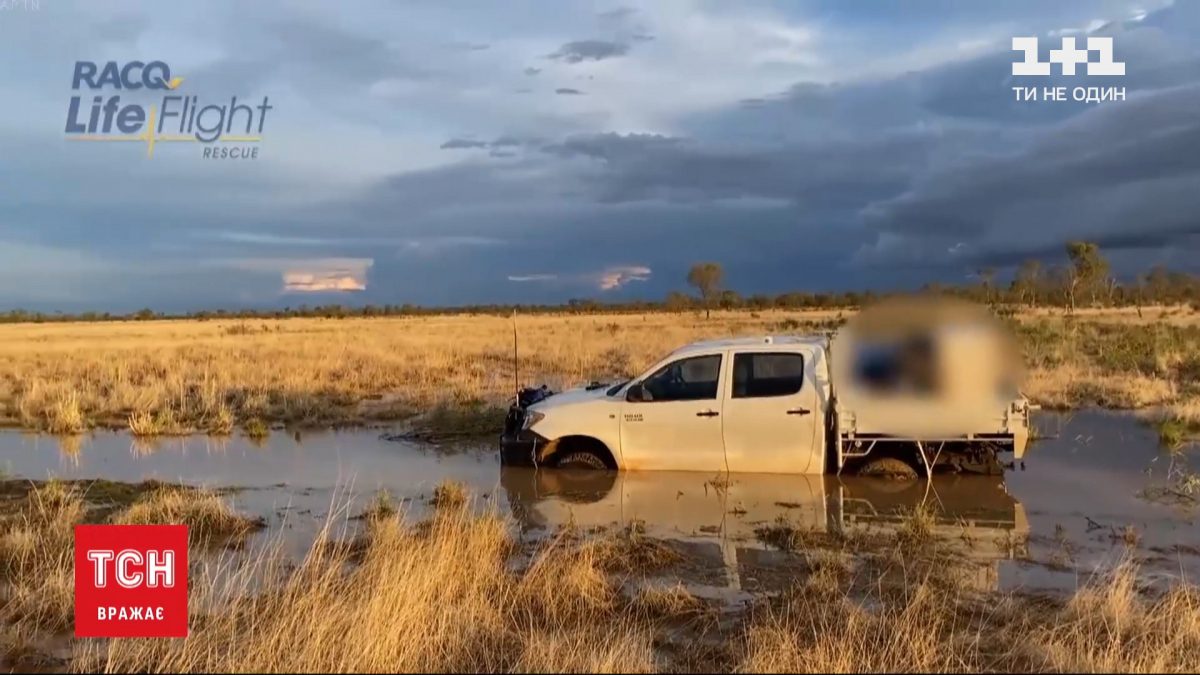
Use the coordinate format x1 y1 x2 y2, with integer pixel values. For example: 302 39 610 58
512 308 519 400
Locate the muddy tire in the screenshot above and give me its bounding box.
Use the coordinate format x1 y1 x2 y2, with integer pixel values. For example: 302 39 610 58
949 452 1005 475
554 451 608 470
544 469 618 501
857 456 919 480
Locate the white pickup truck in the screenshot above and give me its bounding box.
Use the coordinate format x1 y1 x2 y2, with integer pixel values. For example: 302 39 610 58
500 319 1032 477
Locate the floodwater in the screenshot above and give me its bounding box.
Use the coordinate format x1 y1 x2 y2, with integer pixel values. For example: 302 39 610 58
0 410 1195 595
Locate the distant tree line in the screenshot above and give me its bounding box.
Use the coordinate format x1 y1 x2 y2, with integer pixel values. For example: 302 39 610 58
2 242 1197 324
963 241 1200 312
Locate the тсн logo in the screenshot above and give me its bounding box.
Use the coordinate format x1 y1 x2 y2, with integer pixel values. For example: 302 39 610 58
64 61 271 159
74 524 188 638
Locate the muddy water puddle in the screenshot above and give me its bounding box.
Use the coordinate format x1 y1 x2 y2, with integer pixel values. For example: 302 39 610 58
0 409 1195 596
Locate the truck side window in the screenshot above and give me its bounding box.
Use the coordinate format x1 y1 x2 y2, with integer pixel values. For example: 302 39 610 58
732 352 804 398
641 355 722 401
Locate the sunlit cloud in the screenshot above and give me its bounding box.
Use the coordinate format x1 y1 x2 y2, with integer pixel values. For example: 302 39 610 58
283 259 373 293
283 271 367 292
506 265 650 290
596 265 651 290
226 257 374 293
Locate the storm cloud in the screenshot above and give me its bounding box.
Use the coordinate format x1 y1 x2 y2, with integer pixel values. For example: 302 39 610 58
548 39 629 63
0 0 1195 311
440 138 489 149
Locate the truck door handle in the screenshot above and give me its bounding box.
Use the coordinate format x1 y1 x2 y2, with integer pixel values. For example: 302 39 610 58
696 410 719 417
786 407 811 416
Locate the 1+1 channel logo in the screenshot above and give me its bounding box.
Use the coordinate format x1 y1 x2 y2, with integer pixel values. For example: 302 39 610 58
64 61 271 159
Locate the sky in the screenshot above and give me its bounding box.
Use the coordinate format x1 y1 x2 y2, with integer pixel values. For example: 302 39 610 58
1 0 1198 312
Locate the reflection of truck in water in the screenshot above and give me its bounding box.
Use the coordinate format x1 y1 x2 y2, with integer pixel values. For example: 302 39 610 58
500 468 1029 593
501 299 1031 476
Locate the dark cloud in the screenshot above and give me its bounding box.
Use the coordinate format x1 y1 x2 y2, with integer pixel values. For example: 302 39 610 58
859 84 1200 267
597 7 636 22
539 131 933 208
440 138 489 149
5 0 1200 312
523 67 541 76
548 39 629 63
555 87 585 95
542 132 680 159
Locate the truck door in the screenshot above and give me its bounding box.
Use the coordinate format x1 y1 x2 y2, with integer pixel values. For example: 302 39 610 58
619 353 728 472
722 350 820 473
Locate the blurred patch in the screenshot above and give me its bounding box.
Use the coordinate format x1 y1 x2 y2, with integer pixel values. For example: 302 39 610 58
832 297 1024 436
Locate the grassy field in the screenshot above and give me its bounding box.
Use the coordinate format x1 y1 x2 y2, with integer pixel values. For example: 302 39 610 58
1 480 1196 672
1 306 1198 437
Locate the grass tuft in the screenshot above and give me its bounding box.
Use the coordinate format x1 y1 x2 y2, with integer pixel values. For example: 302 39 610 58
430 480 469 511
242 417 269 440
0 482 86 632
112 486 263 544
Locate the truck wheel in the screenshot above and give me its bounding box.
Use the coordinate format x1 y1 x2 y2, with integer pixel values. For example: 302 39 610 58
858 456 919 480
554 451 608 470
952 453 1005 475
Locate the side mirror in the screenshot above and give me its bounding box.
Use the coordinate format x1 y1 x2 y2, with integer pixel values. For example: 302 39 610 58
626 383 646 402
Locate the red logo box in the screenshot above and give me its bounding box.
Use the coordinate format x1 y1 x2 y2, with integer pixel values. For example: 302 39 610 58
74 524 188 638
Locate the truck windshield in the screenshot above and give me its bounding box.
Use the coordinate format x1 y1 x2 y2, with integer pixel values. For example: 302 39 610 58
605 380 629 396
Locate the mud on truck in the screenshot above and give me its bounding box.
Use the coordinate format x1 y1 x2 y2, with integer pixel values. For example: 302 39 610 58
500 299 1032 478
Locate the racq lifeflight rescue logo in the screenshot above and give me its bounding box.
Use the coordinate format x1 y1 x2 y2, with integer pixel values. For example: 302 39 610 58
64 61 271 159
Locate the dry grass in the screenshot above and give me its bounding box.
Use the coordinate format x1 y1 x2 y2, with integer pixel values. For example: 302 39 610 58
43 391 85 435
1162 399 1200 426
0 479 1196 673
737 564 1200 673
1147 399 1200 451
1024 364 1176 409
127 409 188 437
112 486 264 544
1014 316 1200 408
0 482 84 633
78 496 655 673
584 522 683 574
429 480 469 510
1032 565 1200 672
632 583 709 618
1 307 1198 436
739 579 984 672
0 310 840 434
0 481 262 642
357 488 399 523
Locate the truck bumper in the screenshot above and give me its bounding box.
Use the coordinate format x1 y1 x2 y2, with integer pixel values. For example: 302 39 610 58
1011 427 1029 460
499 429 549 467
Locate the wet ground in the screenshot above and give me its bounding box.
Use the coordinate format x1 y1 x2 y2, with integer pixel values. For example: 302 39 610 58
0 409 1195 595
